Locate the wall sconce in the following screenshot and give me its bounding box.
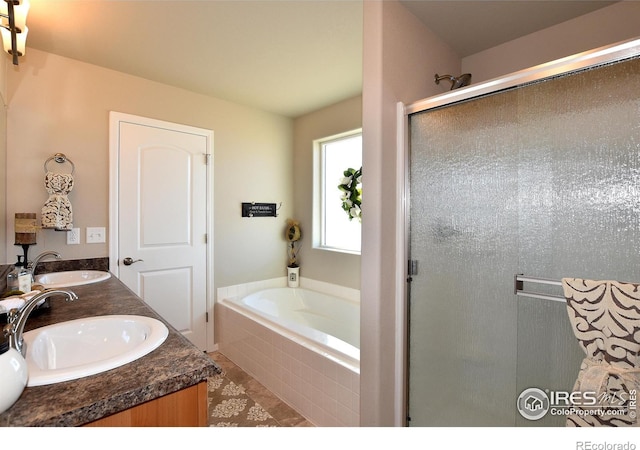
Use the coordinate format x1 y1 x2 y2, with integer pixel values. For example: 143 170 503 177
0 0 29 65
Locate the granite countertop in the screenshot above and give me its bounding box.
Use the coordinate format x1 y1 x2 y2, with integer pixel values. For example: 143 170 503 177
0 271 220 427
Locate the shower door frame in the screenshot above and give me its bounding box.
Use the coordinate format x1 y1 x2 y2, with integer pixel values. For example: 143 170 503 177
395 37 640 426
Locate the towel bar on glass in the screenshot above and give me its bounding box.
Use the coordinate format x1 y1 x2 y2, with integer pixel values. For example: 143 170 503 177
514 274 565 303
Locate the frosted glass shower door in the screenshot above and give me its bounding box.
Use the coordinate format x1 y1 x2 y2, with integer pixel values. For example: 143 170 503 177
407 57 640 427
408 92 521 426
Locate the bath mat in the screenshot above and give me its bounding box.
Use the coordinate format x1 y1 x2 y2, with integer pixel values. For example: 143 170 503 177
208 375 279 427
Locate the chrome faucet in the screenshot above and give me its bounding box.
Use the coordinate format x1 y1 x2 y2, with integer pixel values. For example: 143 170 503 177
28 251 62 281
3 289 78 356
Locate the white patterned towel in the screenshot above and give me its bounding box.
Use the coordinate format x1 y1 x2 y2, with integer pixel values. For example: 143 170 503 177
41 172 74 231
562 278 640 427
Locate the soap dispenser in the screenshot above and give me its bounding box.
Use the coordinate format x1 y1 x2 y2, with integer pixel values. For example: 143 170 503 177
6 256 31 294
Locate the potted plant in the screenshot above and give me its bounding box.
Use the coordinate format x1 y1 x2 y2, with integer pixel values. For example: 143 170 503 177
285 219 302 287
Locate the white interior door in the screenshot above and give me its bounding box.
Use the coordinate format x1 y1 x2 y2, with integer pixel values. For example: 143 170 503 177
109 112 212 350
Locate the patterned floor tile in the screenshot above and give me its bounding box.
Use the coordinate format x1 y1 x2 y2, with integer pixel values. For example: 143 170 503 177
207 351 313 427
208 376 279 427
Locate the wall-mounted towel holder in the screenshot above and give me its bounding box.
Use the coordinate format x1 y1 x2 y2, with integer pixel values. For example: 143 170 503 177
514 274 564 303
515 273 640 304
42 153 75 231
44 153 75 175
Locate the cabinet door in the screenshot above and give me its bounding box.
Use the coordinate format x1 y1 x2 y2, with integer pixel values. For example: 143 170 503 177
84 382 208 427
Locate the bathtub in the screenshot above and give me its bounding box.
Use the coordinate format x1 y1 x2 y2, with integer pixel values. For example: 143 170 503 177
216 280 360 427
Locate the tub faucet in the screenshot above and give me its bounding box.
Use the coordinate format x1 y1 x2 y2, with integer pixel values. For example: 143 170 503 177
28 251 62 281
3 289 78 356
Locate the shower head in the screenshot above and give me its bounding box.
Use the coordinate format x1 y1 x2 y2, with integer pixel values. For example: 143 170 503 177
434 73 472 90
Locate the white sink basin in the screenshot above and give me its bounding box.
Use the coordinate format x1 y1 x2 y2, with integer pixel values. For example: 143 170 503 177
34 270 111 288
23 315 169 386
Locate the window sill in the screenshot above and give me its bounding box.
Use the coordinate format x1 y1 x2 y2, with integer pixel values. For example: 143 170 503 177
313 245 361 256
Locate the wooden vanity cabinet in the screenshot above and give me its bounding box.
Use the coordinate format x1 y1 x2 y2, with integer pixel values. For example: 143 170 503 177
84 381 208 427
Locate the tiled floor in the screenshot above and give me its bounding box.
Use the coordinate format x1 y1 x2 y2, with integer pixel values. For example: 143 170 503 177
207 351 313 427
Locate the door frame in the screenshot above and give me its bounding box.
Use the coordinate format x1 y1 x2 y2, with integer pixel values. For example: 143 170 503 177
108 111 215 351
397 37 640 426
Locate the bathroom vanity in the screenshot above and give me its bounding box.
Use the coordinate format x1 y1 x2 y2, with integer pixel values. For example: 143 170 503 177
0 264 219 426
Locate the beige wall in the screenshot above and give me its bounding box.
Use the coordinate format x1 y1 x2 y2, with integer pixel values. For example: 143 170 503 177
463 1 640 83
361 0 460 426
0 53 6 102
5 48 294 290
292 95 362 290
0 55 6 261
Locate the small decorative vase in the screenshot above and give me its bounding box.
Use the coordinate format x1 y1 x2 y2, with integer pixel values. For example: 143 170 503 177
287 266 300 288
0 347 28 414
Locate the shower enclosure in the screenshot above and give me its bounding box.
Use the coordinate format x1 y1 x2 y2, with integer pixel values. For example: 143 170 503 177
406 40 640 426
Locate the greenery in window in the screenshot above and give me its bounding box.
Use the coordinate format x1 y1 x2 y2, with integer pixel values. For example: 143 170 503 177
338 166 362 222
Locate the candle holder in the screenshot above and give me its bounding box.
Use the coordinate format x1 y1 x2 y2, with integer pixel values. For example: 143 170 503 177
15 244 31 272
14 213 37 277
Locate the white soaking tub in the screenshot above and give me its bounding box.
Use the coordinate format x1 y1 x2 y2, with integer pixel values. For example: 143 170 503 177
216 284 360 427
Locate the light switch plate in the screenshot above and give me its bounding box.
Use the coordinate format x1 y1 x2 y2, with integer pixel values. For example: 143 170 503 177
86 227 106 244
67 228 80 245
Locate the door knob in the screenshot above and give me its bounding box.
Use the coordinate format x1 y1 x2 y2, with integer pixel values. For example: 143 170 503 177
122 257 143 266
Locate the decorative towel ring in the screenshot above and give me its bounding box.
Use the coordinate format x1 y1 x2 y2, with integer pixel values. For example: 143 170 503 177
44 153 75 175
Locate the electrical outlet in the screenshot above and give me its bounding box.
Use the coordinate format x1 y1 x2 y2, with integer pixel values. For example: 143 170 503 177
67 228 80 245
86 227 106 244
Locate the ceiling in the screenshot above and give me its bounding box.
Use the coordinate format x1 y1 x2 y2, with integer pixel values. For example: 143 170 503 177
23 1 618 118
399 1 619 58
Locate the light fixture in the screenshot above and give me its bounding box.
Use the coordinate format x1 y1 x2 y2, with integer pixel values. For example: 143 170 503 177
0 0 29 65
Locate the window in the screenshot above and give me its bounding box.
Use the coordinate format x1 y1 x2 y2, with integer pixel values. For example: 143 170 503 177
313 129 362 254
